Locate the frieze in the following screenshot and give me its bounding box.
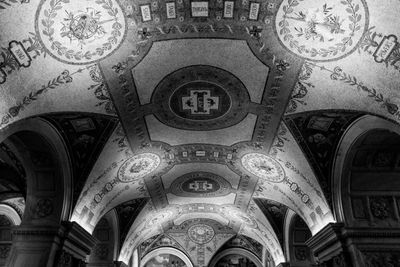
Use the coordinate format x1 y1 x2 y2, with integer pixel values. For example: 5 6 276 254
169 171 234 197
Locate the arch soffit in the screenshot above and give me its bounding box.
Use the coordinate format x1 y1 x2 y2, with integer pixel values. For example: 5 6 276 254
332 115 400 222
208 248 263 267
0 204 21 225
140 247 194 267
0 117 73 222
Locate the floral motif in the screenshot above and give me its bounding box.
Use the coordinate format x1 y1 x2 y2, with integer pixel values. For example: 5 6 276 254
286 61 315 113
370 198 390 219
87 64 116 114
358 27 400 72
276 0 367 61
241 153 285 182
34 198 53 218
117 153 161 183
0 33 45 85
307 62 400 120
0 0 29 10
0 69 76 128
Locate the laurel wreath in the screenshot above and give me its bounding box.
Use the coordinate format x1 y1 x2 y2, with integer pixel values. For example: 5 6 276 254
41 0 122 61
278 0 362 58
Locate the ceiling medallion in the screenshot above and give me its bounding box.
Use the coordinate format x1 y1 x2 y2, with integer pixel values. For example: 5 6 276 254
187 223 215 244
275 0 368 61
36 0 126 64
118 153 161 183
241 153 285 183
169 172 233 197
152 65 251 131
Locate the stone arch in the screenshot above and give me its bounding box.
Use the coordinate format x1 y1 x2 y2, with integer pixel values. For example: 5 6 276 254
208 248 263 267
88 209 119 266
0 205 20 226
285 212 315 266
0 117 73 224
0 214 14 266
332 115 400 224
0 117 76 267
140 247 194 267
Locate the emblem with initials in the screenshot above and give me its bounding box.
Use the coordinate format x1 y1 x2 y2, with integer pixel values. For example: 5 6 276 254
182 90 219 115
189 180 213 192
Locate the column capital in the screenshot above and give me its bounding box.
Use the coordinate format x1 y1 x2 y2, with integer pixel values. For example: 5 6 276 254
305 223 345 263
60 221 97 261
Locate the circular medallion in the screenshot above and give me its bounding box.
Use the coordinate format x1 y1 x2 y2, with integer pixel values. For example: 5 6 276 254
36 0 126 64
275 0 368 61
187 224 215 244
170 172 232 197
241 153 285 183
152 65 251 131
118 153 161 183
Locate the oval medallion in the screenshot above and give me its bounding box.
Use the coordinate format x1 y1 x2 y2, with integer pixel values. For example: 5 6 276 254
36 0 126 64
169 172 232 197
118 153 161 183
152 65 251 131
241 153 285 183
187 224 215 244
275 0 368 61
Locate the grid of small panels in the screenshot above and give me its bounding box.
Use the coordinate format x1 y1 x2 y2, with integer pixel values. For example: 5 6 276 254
138 0 264 22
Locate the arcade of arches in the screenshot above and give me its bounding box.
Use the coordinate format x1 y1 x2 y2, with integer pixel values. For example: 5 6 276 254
0 0 400 266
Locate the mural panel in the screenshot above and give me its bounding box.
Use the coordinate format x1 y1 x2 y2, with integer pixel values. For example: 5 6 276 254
144 254 187 267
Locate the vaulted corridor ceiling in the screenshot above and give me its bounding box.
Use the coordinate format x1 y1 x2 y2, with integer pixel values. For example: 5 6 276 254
0 0 399 265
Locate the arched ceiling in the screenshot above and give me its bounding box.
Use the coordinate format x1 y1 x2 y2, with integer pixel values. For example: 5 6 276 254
1 0 400 265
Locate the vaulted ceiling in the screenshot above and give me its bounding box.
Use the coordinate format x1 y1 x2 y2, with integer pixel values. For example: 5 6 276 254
1 0 399 265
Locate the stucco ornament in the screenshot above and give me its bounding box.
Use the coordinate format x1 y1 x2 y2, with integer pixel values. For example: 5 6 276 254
241 153 285 183
36 0 126 64
118 153 161 183
275 0 368 61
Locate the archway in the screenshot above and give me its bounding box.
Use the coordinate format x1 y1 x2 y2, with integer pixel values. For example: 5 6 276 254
208 248 263 267
0 117 73 266
140 247 193 267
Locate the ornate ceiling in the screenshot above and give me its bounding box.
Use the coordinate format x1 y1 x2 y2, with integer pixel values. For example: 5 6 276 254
1 0 399 265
